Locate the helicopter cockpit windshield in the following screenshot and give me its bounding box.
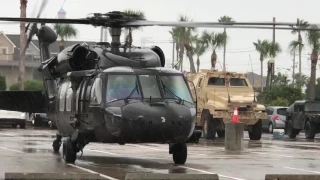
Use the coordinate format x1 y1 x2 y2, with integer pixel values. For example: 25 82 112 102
105 72 193 104
106 75 141 103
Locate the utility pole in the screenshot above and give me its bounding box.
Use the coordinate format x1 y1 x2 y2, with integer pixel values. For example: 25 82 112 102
19 0 27 90
223 28 226 70
100 27 104 42
292 53 296 85
271 17 276 88
172 38 175 68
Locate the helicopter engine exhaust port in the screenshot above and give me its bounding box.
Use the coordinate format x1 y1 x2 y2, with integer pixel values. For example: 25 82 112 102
151 46 165 67
53 44 97 76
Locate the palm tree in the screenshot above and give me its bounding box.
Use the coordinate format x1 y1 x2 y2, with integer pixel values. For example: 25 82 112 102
218 16 235 69
123 10 145 47
193 36 207 72
169 15 197 72
306 25 320 100
291 18 309 74
294 73 308 89
288 40 302 85
53 24 78 52
169 28 180 69
201 31 225 70
18 0 27 90
253 40 270 92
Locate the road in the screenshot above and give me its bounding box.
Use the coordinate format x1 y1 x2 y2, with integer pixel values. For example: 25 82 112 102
0 127 319 180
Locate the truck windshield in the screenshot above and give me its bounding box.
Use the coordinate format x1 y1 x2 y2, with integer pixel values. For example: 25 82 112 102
208 77 225 86
106 75 141 103
230 78 248 86
160 75 193 103
304 102 320 111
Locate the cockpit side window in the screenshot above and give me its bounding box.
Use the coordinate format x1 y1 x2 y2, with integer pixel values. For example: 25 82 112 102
90 77 102 105
207 77 225 86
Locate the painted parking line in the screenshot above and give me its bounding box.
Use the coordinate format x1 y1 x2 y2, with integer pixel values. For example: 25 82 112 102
251 152 294 158
0 147 24 153
284 167 320 174
68 163 119 180
180 166 246 180
129 144 207 156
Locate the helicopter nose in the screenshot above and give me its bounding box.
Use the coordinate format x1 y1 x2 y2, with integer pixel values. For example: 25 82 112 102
121 102 195 143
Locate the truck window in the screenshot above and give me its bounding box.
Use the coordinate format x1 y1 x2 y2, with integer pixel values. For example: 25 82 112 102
266 108 274 115
207 77 225 86
230 78 248 86
277 108 287 116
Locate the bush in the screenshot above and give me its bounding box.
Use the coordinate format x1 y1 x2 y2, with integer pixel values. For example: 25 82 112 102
9 80 43 91
270 97 289 106
0 74 6 90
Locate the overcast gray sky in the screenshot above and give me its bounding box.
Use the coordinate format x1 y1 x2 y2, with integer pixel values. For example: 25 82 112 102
1 0 319 81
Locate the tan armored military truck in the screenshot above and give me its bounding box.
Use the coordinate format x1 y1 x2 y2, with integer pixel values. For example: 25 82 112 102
185 69 267 140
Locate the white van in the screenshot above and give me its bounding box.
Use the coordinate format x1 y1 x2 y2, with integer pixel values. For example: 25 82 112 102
0 110 27 128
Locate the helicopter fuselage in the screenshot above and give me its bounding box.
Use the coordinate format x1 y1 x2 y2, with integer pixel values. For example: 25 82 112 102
49 66 196 145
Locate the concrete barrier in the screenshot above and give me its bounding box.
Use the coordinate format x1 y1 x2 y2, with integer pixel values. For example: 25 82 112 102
225 122 244 151
125 173 219 180
265 174 320 180
5 172 103 180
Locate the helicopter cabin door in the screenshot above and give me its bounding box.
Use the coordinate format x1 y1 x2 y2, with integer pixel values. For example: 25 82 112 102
76 77 95 127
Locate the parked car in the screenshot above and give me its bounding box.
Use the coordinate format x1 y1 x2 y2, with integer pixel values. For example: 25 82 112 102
263 106 288 133
0 110 27 128
286 100 320 139
29 113 56 129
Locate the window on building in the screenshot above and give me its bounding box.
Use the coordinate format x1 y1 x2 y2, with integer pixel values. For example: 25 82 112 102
2 48 6 55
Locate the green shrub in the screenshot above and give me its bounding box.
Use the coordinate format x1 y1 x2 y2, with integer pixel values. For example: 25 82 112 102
9 80 43 91
0 74 6 90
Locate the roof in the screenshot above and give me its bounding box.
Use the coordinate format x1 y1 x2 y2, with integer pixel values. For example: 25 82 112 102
245 72 267 87
31 40 98 53
6 34 39 52
0 32 16 48
58 8 66 14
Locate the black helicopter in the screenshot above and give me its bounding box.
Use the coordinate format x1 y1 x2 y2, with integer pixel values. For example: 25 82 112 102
0 9 318 165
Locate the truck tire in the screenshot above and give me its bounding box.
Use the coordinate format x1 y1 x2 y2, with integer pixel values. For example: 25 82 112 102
305 121 316 139
202 113 216 140
286 119 298 138
249 119 262 140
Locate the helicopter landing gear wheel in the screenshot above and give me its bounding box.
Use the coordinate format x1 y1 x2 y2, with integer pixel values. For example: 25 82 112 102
170 143 187 165
62 137 77 163
52 134 62 152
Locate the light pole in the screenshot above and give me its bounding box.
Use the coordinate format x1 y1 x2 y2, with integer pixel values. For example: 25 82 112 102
283 71 288 85
268 58 275 90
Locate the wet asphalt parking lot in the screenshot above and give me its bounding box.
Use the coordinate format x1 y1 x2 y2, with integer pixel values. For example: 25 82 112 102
0 126 319 180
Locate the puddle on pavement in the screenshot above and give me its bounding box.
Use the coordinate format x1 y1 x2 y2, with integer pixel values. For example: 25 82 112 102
22 148 54 153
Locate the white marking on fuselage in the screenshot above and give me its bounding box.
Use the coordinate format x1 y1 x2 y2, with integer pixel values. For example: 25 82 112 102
68 164 119 180
180 166 246 180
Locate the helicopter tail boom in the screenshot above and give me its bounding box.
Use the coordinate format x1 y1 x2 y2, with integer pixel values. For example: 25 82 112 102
0 91 46 113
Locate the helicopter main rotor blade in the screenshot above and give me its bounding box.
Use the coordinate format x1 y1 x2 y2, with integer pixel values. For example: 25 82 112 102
0 16 319 31
0 17 91 24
